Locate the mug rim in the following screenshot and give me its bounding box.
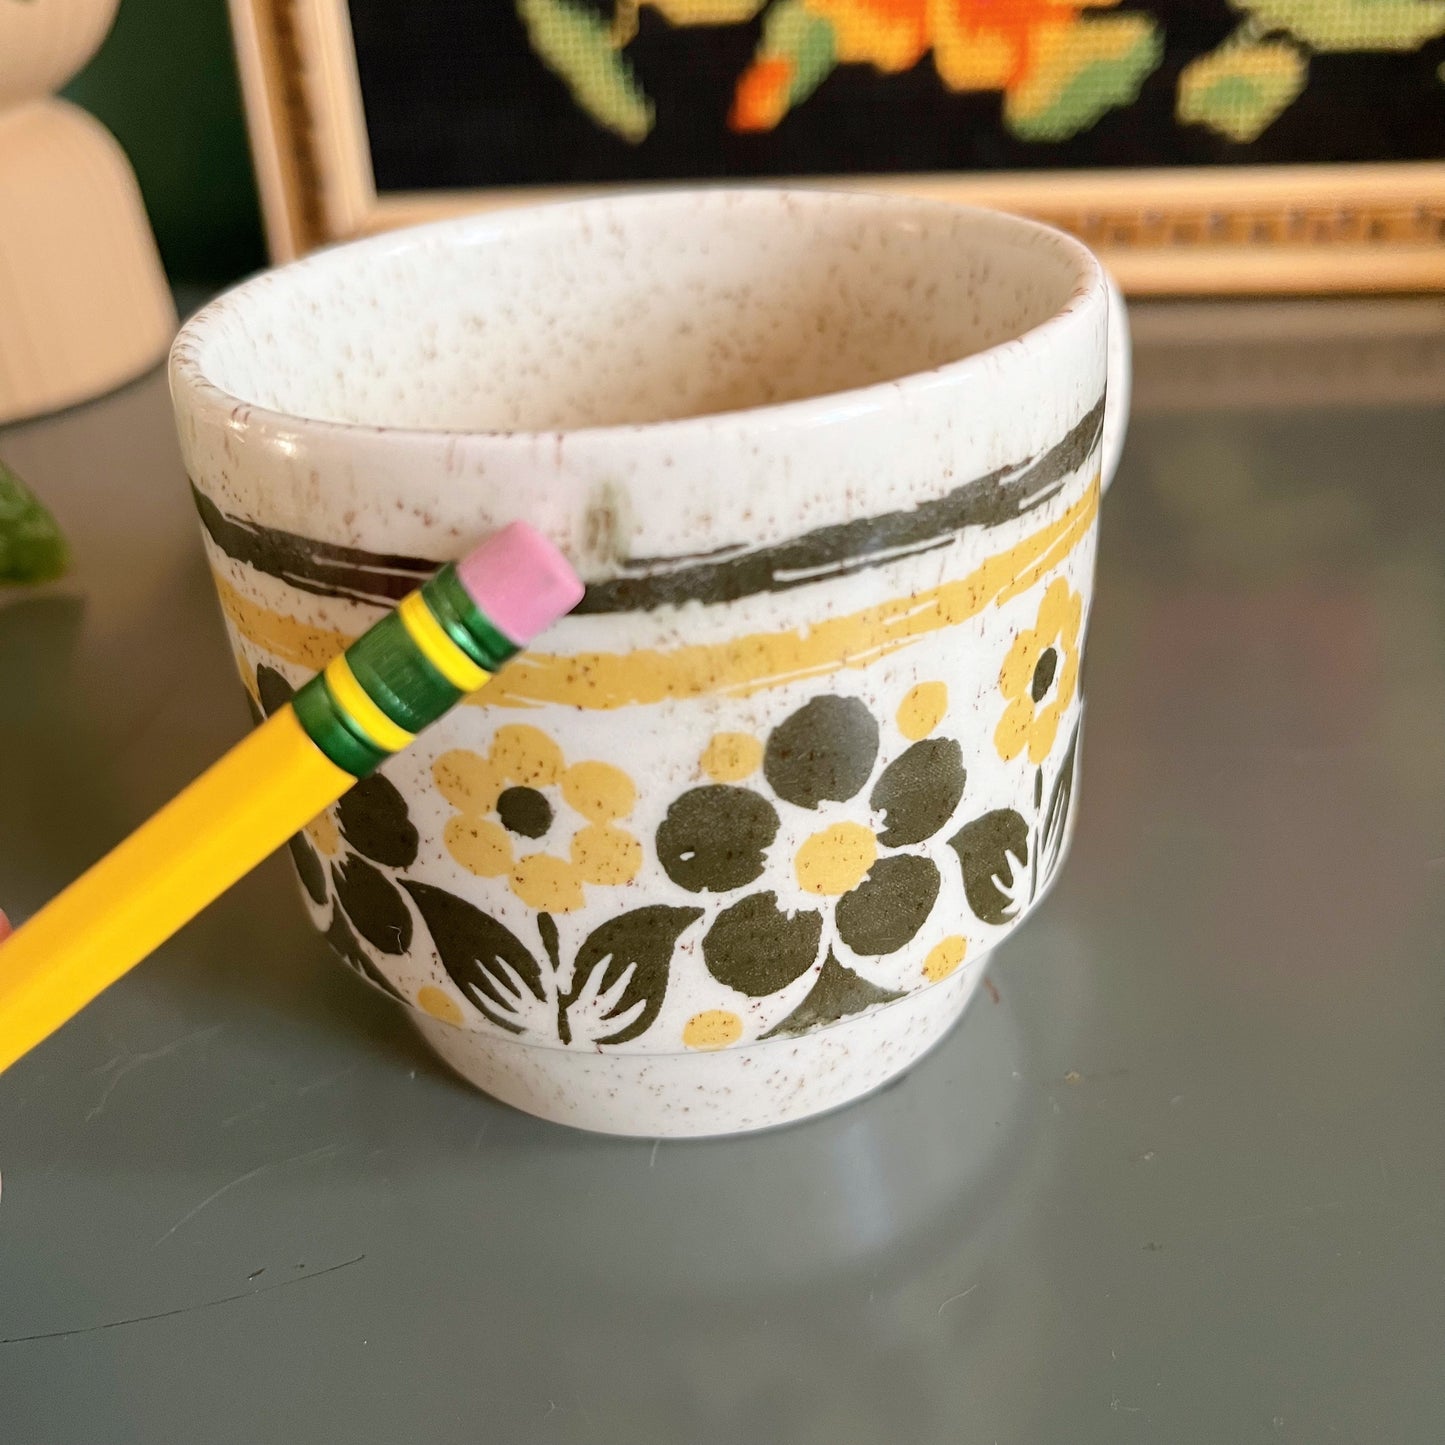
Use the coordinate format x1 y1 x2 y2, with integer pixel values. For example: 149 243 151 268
170 187 1107 447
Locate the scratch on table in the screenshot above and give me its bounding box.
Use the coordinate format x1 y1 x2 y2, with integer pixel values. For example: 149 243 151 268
220 1100 269 1129
85 1025 226 1121
295 1064 360 1097
937 1282 978 1316
1 1254 365 1345
152 1143 342 1247
649 1139 660 1171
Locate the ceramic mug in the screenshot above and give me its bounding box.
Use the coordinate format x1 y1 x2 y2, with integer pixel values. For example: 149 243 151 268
170 189 1128 1137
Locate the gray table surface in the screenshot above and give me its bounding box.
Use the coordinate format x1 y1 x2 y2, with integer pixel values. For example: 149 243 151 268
1 300 1443 1445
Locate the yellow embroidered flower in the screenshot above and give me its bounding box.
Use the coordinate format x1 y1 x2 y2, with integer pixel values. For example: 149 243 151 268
435 727 641 913
995 577 1082 765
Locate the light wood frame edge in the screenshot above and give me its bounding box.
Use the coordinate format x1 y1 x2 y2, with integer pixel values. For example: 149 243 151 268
232 0 1445 294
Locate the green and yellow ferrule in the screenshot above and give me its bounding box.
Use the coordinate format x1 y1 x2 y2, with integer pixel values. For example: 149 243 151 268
291 563 520 778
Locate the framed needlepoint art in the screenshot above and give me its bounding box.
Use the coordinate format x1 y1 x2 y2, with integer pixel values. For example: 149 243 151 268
230 0 1445 292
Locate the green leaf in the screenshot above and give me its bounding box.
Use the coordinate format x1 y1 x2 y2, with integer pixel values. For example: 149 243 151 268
1177 39 1308 141
1230 0 1445 51
1039 719 1080 882
324 907 406 1002
947 809 1030 926
0 458 68 585
563 904 703 1045
517 0 655 142
760 949 903 1040
1005 15 1163 142
403 881 545 1034
332 857 413 955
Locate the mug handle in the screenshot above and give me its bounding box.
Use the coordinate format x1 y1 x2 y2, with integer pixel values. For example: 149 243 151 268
1099 269 1131 492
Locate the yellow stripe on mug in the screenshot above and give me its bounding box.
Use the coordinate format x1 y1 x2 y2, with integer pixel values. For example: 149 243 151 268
218 475 1099 713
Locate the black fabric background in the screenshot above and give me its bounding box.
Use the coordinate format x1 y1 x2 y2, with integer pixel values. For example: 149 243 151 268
348 1 1445 194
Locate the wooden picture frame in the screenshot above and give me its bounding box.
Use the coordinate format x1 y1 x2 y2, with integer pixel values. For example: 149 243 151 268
230 0 1445 294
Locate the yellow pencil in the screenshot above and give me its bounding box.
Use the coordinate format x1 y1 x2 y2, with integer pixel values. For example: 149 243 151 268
0 523 583 1075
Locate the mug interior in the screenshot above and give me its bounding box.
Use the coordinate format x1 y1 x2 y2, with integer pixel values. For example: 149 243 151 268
185 192 1089 435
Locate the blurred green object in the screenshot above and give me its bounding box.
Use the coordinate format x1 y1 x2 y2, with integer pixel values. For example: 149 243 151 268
64 0 265 288
0 458 69 586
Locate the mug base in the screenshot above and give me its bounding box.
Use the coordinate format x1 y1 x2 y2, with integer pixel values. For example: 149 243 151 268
412 960 986 1138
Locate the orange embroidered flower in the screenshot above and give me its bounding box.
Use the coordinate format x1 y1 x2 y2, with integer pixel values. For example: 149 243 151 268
730 56 796 130
732 0 1123 130
809 0 931 73
817 0 1110 89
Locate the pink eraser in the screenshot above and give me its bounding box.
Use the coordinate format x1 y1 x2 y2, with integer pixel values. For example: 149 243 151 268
455 522 584 646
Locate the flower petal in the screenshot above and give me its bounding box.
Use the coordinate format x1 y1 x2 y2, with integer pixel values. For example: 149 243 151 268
656 785 779 893
834 854 940 956
764 695 879 809
445 815 515 878
510 853 586 912
795 821 878 897
433 749 504 815
682 1010 743 1049
1035 576 1072 636
999 628 1043 701
896 681 949 740
994 696 1035 762
1027 699 1064 765
871 737 966 846
571 824 643 886
492 724 564 787
416 985 463 1026
923 935 968 982
703 892 822 996
699 731 764 783
562 759 637 822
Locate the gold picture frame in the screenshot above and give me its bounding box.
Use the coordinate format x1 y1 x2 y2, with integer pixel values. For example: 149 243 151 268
230 0 1445 294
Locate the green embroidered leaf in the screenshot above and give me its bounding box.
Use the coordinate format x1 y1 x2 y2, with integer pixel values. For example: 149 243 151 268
517 0 655 142
0 458 68 585
730 0 836 130
1231 0 1445 51
1005 15 1163 142
763 0 836 103
1177 40 1308 141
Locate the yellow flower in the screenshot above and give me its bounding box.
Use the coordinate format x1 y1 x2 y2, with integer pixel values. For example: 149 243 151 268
435 726 641 913
994 577 1082 765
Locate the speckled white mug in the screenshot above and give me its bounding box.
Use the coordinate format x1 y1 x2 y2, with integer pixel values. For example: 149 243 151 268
170 190 1128 1137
